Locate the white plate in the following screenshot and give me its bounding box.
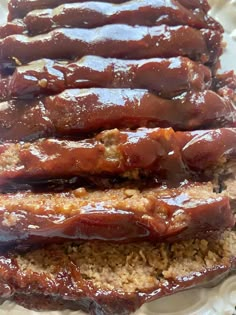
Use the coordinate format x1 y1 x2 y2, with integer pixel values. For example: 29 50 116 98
0 0 236 314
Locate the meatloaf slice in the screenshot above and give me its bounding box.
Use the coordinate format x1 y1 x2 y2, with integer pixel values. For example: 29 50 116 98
0 56 212 100
0 25 222 67
0 128 235 183
1 89 235 142
22 0 220 35
0 182 233 247
7 0 211 20
0 231 235 314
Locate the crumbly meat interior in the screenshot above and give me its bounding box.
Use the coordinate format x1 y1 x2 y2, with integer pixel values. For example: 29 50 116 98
16 231 236 293
224 177 236 209
0 182 217 216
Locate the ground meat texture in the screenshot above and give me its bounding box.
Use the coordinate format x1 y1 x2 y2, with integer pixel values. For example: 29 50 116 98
0 128 235 183
0 182 234 246
0 231 235 314
224 177 236 210
216 161 236 211
0 25 223 68
0 56 212 100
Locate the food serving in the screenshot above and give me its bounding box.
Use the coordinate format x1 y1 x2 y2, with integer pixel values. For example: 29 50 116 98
0 0 235 314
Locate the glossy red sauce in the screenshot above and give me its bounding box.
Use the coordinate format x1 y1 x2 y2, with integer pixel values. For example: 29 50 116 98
0 25 222 66
0 183 233 245
0 128 235 183
0 56 212 100
22 0 222 35
8 0 211 20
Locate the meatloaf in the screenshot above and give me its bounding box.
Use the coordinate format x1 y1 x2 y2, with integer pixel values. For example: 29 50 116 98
0 128 235 183
0 231 235 314
0 0 235 313
0 181 234 247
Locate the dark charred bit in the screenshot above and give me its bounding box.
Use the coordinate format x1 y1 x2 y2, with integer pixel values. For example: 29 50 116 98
0 59 17 76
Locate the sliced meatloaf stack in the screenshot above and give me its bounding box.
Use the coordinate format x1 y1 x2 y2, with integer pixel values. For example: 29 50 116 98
0 0 235 314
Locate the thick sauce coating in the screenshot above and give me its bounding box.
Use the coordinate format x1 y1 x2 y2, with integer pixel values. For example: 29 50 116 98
0 89 235 142
0 56 212 99
0 128 235 182
8 0 211 20
0 25 222 66
0 183 233 245
23 0 221 35
0 232 235 314
0 20 26 39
